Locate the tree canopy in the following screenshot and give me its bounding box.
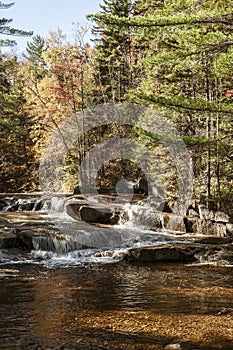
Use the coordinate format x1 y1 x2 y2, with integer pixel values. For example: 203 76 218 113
0 0 232 213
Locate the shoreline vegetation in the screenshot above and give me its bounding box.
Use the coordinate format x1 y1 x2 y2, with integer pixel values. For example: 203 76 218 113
0 1 233 349
0 0 232 216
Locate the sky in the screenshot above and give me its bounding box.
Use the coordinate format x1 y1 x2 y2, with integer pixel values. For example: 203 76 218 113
3 0 103 53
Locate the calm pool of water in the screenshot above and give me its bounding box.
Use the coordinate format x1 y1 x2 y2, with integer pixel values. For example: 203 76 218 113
0 262 233 349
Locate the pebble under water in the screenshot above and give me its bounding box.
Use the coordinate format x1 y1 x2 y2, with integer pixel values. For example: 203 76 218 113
0 262 232 350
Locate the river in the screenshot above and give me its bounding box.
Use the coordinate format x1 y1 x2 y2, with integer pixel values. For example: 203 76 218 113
0 195 232 349
0 262 233 349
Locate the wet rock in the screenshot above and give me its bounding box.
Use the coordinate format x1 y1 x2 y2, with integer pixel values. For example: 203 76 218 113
164 341 192 350
226 223 233 236
0 233 17 249
80 206 119 225
195 236 233 245
162 213 186 232
66 202 87 219
74 185 82 194
15 230 34 250
18 201 36 211
109 213 120 225
5 203 19 212
215 211 230 223
32 199 43 211
32 235 56 252
0 200 8 211
133 178 148 195
124 244 199 263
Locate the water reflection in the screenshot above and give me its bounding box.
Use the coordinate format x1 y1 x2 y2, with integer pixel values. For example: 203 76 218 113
0 263 233 349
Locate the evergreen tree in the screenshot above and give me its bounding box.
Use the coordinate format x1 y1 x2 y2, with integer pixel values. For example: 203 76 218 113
104 0 233 210
0 1 32 47
0 55 35 191
24 35 46 65
133 0 164 15
88 0 137 102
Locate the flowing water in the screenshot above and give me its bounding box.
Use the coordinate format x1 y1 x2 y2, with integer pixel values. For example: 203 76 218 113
0 263 233 349
0 194 195 266
0 194 233 349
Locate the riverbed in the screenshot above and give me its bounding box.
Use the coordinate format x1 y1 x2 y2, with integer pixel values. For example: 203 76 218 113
0 262 232 350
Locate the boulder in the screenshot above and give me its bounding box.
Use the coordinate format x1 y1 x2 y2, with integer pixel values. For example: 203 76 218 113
0 233 17 249
66 202 87 220
80 206 119 225
124 239 233 265
215 211 230 223
124 244 199 263
133 178 148 195
162 213 186 232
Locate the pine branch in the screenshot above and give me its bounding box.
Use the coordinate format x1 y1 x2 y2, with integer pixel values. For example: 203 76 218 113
0 38 15 46
97 12 233 28
147 40 233 65
135 92 233 115
0 26 33 36
0 2 14 10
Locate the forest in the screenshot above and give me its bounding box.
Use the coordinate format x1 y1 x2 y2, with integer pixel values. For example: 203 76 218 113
0 0 232 214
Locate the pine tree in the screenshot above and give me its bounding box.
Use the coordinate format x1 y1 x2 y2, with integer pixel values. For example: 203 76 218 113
133 0 164 15
104 0 233 210
0 1 32 47
24 35 46 64
143 0 233 209
88 0 136 102
0 55 35 191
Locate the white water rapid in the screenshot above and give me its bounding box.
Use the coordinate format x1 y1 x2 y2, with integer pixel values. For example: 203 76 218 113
22 195 191 266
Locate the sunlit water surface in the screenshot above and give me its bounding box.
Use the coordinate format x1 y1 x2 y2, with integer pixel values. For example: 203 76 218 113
0 262 232 349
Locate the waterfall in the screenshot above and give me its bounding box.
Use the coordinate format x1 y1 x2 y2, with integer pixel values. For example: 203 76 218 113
118 203 163 230
0 193 191 266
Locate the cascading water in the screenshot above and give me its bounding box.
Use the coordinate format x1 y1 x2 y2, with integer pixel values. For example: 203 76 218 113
0 194 201 266
118 202 163 229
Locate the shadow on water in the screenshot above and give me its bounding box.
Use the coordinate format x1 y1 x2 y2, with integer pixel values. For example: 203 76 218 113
0 262 233 349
